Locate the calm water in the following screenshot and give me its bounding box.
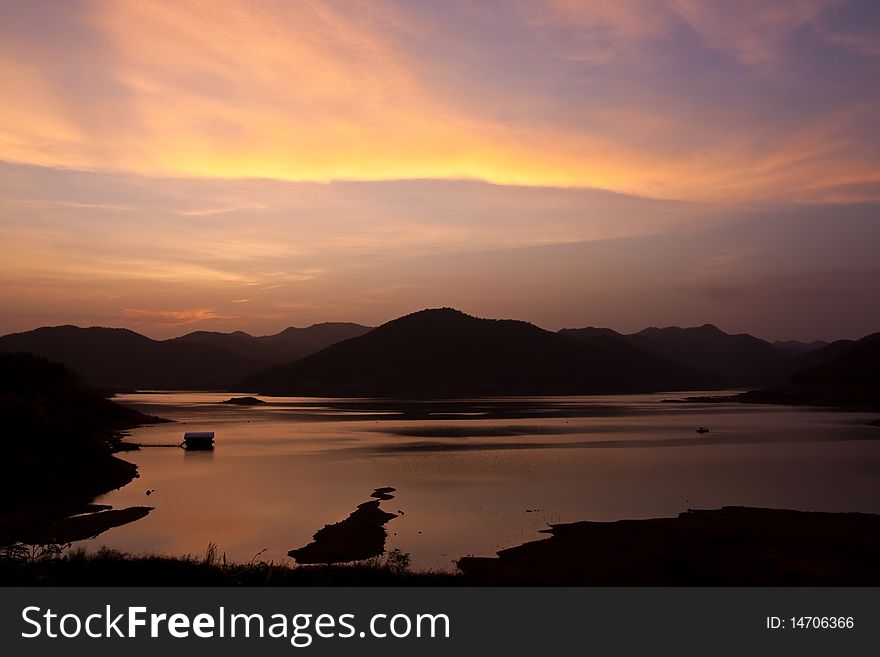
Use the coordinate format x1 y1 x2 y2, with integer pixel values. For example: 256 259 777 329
90 391 880 570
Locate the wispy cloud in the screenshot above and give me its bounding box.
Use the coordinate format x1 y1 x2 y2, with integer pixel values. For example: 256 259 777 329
175 203 267 217
669 0 833 68
0 195 140 212
0 1 876 200
122 307 234 325
534 0 834 69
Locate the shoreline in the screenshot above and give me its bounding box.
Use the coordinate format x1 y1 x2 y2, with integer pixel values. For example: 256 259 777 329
0 450 144 547
458 506 880 585
674 385 880 412
4 506 880 586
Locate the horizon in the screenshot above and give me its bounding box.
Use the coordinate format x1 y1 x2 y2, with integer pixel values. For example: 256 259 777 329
2 1 880 342
1 305 869 345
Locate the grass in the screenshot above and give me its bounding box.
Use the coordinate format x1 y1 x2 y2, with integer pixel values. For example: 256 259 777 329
0 545 463 586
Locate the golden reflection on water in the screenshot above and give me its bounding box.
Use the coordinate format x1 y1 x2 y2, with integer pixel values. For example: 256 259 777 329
92 392 880 570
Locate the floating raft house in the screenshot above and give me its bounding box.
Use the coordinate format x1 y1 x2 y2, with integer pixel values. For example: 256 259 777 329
182 431 215 450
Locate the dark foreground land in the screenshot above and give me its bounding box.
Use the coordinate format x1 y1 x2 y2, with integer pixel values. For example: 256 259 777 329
0 353 164 546
0 547 458 586
458 506 880 585
4 507 880 586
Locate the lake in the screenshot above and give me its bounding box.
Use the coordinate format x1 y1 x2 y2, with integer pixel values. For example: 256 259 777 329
91 392 880 571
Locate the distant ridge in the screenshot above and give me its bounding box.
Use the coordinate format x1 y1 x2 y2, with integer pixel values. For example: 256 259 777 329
683 332 880 410
243 308 721 396
0 322 370 390
561 323 795 387
793 332 880 388
773 339 829 354
0 325 259 390
171 322 371 363
2 313 872 397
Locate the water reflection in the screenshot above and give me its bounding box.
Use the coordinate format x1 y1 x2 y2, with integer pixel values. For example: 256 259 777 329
183 448 214 463
88 391 880 570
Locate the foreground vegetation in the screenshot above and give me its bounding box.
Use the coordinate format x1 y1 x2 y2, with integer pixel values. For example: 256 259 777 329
0 546 461 586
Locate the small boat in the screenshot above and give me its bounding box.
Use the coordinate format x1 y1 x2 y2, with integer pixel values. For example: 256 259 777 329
695 426 710 434
182 431 215 450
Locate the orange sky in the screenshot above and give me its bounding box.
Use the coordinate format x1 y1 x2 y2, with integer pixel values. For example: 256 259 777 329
1 0 879 339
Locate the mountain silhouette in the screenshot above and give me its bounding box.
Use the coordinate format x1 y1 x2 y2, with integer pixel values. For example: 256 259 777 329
258 323 373 357
243 308 720 396
0 351 159 440
0 326 261 390
0 322 371 391
631 324 795 386
172 322 371 363
714 332 880 409
793 331 880 388
787 337 857 373
168 330 271 361
3 315 867 397
773 339 829 354
561 323 794 387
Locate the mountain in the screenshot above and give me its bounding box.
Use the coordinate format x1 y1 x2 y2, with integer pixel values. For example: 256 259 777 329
731 332 880 409
0 351 160 443
243 308 720 396
172 323 372 363
793 332 880 388
3 317 865 397
560 324 794 387
0 322 372 390
773 339 829 354
788 338 856 373
169 330 272 361
0 325 261 390
258 323 373 359
557 326 624 340
630 324 794 387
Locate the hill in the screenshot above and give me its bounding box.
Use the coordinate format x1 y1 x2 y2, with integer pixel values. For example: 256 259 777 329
773 339 829 354
171 322 371 363
691 332 880 410
0 325 261 390
793 332 880 387
0 352 158 441
631 324 793 387
561 324 794 387
787 337 857 374
0 323 373 390
243 308 720 396
0 353 163 544
0 326 272 390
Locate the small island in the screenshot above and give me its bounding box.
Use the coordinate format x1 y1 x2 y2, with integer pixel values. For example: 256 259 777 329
219 396 266 405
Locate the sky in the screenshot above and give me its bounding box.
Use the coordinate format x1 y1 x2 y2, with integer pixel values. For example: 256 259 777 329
1 0 879 341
